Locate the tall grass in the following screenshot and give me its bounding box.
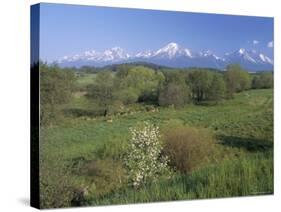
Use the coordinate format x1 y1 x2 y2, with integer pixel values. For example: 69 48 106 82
91 152 273 205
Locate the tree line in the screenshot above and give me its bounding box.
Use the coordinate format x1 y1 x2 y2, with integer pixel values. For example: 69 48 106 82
87 64 273 110
39 62 273 125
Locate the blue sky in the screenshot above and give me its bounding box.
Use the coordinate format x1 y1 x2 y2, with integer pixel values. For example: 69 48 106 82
38 3 274 62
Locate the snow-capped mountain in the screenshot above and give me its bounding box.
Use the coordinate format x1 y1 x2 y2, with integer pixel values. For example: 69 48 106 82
153 42 193 58
224 48 273 70
58 47 130 67
57 42 273 71
135 50 154 58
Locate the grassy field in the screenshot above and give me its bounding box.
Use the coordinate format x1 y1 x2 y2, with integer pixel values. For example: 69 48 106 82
40 88 273 207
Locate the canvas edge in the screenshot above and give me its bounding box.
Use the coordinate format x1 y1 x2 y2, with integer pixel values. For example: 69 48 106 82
30 3 40 209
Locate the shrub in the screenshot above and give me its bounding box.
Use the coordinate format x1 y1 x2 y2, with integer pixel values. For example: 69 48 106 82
40 103 63 126
40 158 74 208
163 127 215 174
125 122 170 188
81 159 127 198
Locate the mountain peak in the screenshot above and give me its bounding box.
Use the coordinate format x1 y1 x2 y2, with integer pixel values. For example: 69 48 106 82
57 44 273 71
160 42 180 51
238 48 246 54
110 46 123 52
102 47 129 61
200 50 213 56
135 50 153 58
154 42 185 58
166 42 179 48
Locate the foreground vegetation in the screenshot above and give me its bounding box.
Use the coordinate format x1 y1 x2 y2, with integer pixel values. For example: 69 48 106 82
92 152 272 205
38 62 273 208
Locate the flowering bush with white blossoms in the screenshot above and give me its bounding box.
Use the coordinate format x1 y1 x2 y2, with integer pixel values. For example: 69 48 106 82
125 122 170 188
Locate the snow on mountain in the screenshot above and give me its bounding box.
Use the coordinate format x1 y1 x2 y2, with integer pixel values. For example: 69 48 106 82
154 42 179 56
101 47 129 61
199 50 225 61
58 47 129 64
57 42 273 71
153 42 193 58
259 54 273 65
135 50 154 58
226 48 257 63
224 48 273 70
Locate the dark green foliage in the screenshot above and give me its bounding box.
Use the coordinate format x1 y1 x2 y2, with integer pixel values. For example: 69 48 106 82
208 73 226 102
85 66 165 117
113 88 139 105
252 72 273 89
39 155 74 208
188 69 213 102
115 66 165 104
87 71 115 116
158 71 190 107
80 159 127 198
75 64 273 114
40 63 75 105
40 63 76 125
158 82 190 107
96 62 172 73
187 69 226 103
163 70 187 84
224 64 251 97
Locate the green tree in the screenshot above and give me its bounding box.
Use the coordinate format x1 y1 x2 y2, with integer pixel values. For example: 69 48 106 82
252 75 263 89
158 82 190 107
40 63 76 125
158 70 190 107
207 73 226 103
224 64 251 98
252 72 273 89
113 88 139 105
115 66 165 104
188 69 213 102
87 71 115 116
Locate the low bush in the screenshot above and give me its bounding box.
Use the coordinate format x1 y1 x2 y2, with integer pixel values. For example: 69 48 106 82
163 127 215 174
40 159 74 208
80 159 127 198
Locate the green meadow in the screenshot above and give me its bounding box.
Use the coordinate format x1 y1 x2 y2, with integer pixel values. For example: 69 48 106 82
39 64 273 208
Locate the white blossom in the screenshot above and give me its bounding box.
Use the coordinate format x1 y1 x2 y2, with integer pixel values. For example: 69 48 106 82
125 122 170 187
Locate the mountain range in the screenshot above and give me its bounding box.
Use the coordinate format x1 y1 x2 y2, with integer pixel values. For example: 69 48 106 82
57 42 273 71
